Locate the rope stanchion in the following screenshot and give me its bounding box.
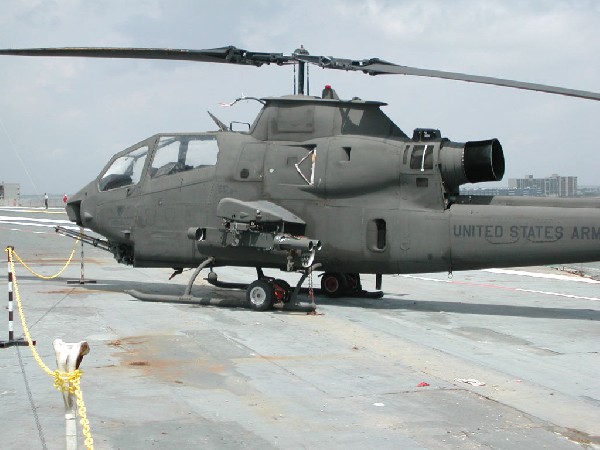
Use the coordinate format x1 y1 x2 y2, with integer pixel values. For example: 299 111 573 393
12 238 79 280
67 227 96 285
54 339 93 450
3 246 95 449
1 247 34 348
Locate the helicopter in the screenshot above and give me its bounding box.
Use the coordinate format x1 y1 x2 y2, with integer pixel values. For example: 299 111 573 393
1 45 599 311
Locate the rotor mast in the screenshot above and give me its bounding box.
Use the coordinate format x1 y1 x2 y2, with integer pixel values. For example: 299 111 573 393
294 45 310 95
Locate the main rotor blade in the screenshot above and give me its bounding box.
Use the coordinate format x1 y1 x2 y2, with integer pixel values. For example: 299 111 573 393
366 61 600 101
297 54 600 101
1 46 598 101
0 46 291 66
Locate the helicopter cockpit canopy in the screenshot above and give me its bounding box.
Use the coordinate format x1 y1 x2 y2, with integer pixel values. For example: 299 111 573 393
98 133 219 192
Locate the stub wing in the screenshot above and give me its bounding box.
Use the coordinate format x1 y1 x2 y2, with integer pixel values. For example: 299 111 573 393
188 198 321 270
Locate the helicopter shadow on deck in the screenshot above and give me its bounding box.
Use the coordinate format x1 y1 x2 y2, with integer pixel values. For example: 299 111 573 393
315 294 600 321
20 274 600 321
17 274 243 305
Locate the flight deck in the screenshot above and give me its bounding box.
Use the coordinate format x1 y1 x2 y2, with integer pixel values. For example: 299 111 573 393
1 207 598 449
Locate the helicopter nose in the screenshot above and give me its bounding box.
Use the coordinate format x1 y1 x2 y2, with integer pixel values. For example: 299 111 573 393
65 195 84 226
65 181 95 227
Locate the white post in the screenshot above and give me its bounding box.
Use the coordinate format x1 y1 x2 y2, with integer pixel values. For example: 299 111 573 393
79 226 85 284
53 339 90 450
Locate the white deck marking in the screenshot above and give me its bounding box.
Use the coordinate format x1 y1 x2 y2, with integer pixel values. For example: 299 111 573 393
399 274 600 301
484 268 600 284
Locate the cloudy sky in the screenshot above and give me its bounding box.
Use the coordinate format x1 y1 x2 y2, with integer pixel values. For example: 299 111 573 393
0 0 598 196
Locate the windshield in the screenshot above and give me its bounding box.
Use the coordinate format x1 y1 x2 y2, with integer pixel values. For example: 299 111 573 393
98 145 149 191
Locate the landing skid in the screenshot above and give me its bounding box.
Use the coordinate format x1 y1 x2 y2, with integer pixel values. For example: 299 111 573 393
126 289 316 312
127 257 320 312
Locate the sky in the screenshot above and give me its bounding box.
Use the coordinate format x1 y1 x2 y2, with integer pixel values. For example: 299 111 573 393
0 0 598 196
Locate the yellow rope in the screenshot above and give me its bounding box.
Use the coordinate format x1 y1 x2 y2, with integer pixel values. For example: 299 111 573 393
11 237 79 279
6 247 94 449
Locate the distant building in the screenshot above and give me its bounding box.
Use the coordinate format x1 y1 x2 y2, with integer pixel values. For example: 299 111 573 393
0 182 20 206
459 186 545 197
507 174 578 197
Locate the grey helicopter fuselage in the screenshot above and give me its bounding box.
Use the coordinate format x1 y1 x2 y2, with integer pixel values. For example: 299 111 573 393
66 93 600 277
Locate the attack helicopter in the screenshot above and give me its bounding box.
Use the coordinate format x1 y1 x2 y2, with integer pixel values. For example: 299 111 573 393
1 46 599 311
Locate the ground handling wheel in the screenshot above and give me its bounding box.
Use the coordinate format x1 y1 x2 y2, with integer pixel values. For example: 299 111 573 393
246 279 275 311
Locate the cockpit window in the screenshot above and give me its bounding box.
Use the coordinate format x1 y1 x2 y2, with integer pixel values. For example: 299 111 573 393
99 145 148 191
150 135 218 178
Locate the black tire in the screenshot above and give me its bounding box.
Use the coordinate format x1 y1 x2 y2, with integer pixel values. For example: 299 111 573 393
246 279 275 311
273 279 291 303
345 273 362 292
320 272 345 298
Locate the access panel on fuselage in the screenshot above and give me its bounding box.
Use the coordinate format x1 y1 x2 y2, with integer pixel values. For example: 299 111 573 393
262 141 327 200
